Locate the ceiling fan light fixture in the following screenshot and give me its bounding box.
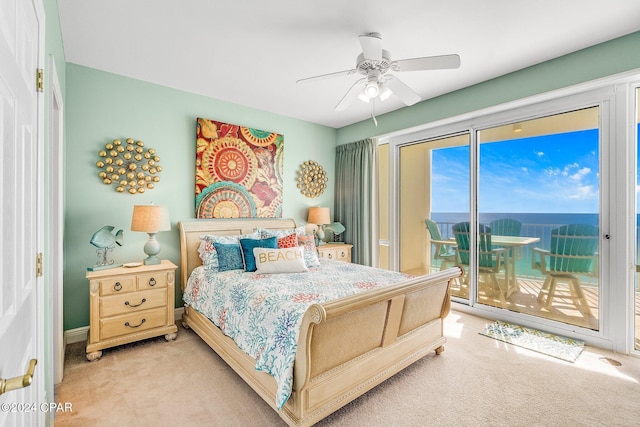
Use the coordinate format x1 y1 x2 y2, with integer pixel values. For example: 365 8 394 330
379 85 392 101
364 80 379 98
357 91 371 103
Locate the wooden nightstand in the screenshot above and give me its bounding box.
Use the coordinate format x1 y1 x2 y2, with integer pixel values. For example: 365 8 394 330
85 260 178 361
317 243 353 263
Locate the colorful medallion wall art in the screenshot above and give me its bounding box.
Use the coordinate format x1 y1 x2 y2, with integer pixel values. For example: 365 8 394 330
195 118 284 218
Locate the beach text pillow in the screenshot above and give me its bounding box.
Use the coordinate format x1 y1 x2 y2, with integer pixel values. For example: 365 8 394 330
254 247 309 274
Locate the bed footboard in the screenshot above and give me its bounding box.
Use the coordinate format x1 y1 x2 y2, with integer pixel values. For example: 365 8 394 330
281 267 462 426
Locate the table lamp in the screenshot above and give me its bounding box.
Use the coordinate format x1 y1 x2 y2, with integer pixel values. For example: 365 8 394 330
130 204 171 265
307 207 331 246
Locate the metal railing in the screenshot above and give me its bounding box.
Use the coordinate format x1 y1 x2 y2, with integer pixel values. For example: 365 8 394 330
432 221 598 285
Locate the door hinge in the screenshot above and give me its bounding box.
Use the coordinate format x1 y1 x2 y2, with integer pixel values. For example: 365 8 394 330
36 253 43 277
36 68 44 93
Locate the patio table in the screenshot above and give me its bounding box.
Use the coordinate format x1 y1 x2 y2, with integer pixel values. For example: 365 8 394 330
443 235 540 297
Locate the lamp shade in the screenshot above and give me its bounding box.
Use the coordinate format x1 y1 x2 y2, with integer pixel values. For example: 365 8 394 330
131 205 171 232
307 207 330 225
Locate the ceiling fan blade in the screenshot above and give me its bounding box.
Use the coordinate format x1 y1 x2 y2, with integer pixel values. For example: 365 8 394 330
296 69 357 85
392 54 461 72
358 32 382 61
384 76 421 106
335 78 365 111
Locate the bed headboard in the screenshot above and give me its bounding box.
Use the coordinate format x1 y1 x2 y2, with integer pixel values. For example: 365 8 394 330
178 218 298 289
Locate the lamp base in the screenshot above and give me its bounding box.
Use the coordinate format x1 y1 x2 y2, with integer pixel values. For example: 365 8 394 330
143 256 161 265
143 233 162 266
316 225 327 246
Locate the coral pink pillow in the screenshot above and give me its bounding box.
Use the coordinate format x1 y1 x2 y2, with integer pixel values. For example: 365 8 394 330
277 233 298 248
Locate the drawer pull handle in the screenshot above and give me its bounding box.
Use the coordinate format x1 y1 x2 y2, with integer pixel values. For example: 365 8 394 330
124 319 146 329
148 278 156 286
125 298 147 308
114 282 122 291
327 253 333 259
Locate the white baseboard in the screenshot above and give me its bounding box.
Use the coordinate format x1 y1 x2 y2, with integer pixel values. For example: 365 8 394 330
64 326 89 344
64 307 185 345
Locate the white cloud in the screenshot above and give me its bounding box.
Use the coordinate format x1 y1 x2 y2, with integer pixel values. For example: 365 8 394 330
545 167 560 176
570 167 591 181
568 184 596 199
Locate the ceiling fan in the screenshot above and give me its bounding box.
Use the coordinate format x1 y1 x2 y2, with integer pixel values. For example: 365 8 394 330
297 32 461 114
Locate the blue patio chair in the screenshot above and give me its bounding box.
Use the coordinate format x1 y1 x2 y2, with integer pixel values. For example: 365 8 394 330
489 218 522 237
452 222 508 303
490 218 524 260
532 224 598 315
425 219 456 271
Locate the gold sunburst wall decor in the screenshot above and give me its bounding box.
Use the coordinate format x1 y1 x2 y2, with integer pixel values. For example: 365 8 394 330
95 138 162 194
296 160 328 198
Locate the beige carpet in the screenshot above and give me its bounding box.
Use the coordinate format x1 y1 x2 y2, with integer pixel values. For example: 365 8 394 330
55 311 640 426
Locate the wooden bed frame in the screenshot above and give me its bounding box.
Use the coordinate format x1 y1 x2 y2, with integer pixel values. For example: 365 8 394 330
178 218 462 426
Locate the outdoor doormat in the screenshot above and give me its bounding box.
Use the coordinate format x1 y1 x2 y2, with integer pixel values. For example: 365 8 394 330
480 320 585 362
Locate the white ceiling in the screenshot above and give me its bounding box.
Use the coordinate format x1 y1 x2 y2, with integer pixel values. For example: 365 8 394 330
57 0 640 129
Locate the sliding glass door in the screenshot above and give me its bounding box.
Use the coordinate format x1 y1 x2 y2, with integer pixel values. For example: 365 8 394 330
635 87 640 351
477 108 600 329
398 133 470 299
393 106 602 329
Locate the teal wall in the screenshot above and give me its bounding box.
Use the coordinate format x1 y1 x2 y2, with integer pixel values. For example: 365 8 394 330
337 31 640 144
63 65 336 330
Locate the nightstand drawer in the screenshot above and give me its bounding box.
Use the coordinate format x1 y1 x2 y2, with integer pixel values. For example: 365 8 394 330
335 247 350 261
100 288 167 317
317 244 352 263
100 307 167 340
137 272 167 290
100 276 136 296
318 248 338 260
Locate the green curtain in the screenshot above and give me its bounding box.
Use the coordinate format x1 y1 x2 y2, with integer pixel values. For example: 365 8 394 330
334 138 376 266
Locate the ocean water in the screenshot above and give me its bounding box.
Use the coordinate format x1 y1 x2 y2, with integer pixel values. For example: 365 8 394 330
431 212 599 227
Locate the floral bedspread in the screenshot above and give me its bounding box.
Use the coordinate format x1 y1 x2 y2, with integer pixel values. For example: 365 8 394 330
183 259 414 409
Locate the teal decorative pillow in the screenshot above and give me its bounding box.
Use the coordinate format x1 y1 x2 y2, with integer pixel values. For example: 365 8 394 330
212 242 244 272
198 230 260 271
239 236 278 272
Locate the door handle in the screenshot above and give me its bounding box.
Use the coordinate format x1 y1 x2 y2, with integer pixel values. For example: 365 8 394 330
0 359 37 396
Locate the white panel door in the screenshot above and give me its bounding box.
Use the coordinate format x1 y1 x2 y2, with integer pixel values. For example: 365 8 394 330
0 0 44 425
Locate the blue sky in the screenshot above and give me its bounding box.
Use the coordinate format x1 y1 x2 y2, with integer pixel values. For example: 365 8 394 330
431 129 600 213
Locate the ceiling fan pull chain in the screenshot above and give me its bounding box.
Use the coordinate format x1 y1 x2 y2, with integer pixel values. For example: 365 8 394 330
371 98 378 127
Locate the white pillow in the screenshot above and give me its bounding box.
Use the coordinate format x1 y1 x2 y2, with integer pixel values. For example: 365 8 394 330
253 247 309 274
258 225 306 239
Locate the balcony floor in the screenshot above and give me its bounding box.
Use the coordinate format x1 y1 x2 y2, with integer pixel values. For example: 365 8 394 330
406 266 640 347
